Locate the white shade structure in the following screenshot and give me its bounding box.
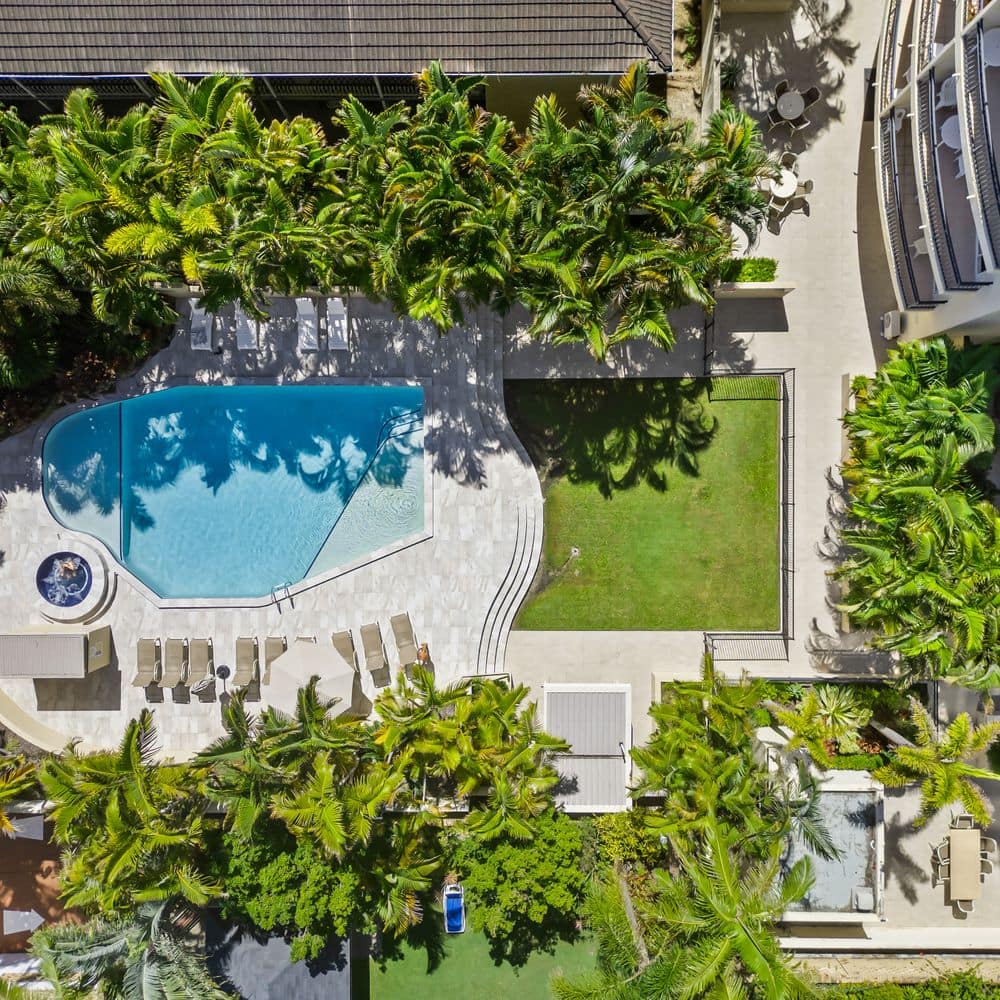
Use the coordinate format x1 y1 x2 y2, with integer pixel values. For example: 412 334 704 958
263 640 357 717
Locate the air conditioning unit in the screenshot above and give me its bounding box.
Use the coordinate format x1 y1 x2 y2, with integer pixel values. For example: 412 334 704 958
881 310 902 340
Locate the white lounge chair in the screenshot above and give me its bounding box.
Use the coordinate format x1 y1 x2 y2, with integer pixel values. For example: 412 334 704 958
189 302 215 351
158 638 188 688
296 297 319 352
234 637 259 691
234 303 258 350
325 296 349 351
133 638 161 687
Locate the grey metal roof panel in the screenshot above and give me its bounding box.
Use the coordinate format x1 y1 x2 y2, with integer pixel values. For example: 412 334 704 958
554 756 629 812
546 689 628 756
0 2 672 78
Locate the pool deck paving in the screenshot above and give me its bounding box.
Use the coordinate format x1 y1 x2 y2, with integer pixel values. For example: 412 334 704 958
0 297 540 758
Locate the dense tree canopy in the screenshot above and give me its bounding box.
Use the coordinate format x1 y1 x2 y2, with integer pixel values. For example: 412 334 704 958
836 338 1000 687
0 63 773 377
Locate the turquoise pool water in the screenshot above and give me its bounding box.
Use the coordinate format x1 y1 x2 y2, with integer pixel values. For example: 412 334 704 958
43 385 424 599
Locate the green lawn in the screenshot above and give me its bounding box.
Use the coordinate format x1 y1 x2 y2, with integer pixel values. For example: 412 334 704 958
370 929 596 1000
506 377 780 631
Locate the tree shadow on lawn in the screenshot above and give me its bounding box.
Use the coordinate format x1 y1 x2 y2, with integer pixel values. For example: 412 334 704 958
505 378 717 499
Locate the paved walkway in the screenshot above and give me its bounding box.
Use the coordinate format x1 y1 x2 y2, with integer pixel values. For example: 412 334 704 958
0 299 540 757
503 0 899 744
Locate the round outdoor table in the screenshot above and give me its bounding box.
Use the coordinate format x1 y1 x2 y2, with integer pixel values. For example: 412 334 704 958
984 27 1000 68
776 90 806 120
940 114 962 150
769 169 798 199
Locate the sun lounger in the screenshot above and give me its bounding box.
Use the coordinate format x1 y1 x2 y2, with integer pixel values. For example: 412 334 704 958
263 636 286 686
186 639 214 691
133 638 161 686
296 297 319 352
332 630 357 671
234 637 259 690
189 302 215 351
390 613 419 668
325 296 349 351
361 622 390 688
234 303 258 350
158 638 188 688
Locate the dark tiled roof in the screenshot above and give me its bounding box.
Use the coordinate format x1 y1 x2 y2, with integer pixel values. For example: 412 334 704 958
0 1 674 78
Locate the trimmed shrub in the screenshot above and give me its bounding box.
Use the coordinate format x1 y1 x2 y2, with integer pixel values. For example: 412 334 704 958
719 257 778 283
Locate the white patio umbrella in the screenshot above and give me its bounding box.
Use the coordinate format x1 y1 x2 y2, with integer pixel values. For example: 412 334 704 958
263 641 357 718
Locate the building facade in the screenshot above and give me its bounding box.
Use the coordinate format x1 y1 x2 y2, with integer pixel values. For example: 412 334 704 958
874 0 1000 342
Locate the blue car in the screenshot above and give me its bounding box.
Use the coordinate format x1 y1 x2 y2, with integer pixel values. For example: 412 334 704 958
444 883 465 934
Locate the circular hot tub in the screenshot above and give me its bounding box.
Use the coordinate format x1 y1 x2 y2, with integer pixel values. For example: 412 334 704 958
36 552 93 607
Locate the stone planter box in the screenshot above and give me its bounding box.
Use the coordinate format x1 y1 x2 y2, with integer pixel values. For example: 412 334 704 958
714 281 796 299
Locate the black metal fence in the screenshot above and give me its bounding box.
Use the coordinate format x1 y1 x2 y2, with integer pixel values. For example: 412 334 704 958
703 365 795 662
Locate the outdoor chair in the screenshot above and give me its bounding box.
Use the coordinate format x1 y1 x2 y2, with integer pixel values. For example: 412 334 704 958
295 297 319 352
796 178 814 197
189 302 215 352
775 79 791 99
956 898 975 914
932 841 950 864
779 150 798 171
789 114 812 133
332 630 358 672
982 836 998 854
186 639 214 692
786 195 811 217
935 861 950 883
954 814 976 830
158 639 188 688
982 857 994 877
390 613 419 669
802 86 822 109
263 636 286 686
234 637 259 691
234 303 258 350
324 296 349 351
765 108 786 131
361 622 390 688
133 638 161 687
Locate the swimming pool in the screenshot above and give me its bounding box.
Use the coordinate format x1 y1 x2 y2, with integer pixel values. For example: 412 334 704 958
43 384 425 600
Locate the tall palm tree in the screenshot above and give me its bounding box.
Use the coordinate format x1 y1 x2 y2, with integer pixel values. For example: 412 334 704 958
31 898 227 999
873 698 1000 828
552 820 815 1000
39 710 218 913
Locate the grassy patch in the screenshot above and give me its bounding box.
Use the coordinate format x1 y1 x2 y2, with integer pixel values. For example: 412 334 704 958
371 928 596 1000
507 378 780 631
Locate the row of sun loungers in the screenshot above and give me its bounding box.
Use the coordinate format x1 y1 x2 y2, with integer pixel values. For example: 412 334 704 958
188 296 349 353
133 613 422 697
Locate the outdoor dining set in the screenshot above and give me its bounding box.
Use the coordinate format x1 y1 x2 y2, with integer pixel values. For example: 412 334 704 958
931 814 998 915
760 81 821 227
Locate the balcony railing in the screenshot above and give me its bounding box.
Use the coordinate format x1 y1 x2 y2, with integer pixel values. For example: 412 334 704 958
880 0 904 113
879 116 939 309
962 25 1000 264
918 0 941 67
917 74 990 288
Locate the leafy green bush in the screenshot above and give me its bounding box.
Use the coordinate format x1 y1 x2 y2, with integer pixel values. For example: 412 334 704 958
751 706 773 727
719 257 778 283
217 825 365 961
592 810 667 870
825 974 1000 1000
830 752 890 771
450 811 585 965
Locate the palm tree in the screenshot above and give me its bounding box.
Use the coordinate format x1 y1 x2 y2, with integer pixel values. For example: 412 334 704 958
0 755 38 837
873 697 1000 828
552 820 815 1000
39 710 218 913
775 686 870 767
31 898 227 999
